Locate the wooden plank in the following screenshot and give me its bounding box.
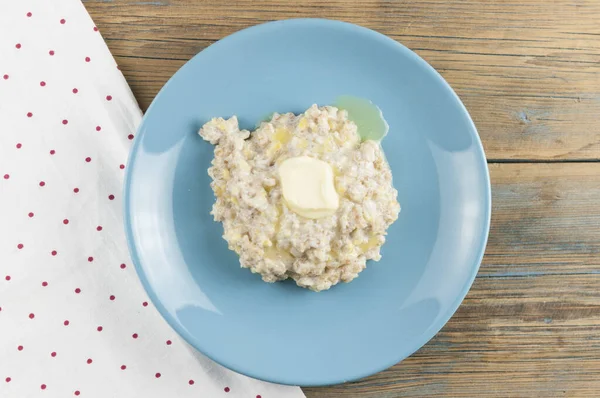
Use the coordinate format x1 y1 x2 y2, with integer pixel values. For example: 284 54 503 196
83 0 600 160
303 163 600 397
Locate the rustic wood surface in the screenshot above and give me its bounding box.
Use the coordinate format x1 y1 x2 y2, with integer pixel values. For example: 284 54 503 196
83 0 600 396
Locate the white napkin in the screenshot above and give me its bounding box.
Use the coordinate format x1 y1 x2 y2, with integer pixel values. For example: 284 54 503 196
0 1 305 397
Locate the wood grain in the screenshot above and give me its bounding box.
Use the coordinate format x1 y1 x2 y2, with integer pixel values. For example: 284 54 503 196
81 0 600 396
304 163 600 397
84 0 600 161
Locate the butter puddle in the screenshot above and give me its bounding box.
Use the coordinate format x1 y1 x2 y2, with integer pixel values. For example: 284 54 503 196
335 96 389 142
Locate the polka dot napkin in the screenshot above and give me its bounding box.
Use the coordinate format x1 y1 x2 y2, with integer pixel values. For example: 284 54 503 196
0 1 305 397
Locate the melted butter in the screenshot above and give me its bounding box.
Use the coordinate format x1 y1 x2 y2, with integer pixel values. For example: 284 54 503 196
221 169 230 180
335 96 389 142
296 138 308 149
298 117 308 130
264 247 294 262
273 127 292 144
358 236 380 253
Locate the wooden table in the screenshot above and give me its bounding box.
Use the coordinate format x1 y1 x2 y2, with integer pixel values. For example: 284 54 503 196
84 1 600 396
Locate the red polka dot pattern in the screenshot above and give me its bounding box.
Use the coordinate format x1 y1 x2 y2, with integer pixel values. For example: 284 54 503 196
0 5 281 397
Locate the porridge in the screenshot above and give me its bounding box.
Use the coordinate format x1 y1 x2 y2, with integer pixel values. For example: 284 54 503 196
199 104 400 291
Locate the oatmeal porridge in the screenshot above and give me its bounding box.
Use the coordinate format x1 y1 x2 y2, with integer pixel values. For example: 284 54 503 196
199 104 400 291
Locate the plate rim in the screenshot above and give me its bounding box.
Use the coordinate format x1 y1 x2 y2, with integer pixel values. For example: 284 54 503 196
123 17 492 387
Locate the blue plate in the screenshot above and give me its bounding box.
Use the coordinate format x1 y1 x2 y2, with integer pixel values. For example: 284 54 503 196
124 19 491 386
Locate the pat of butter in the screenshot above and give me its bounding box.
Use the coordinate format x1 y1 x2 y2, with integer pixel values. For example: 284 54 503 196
278 156 339 219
